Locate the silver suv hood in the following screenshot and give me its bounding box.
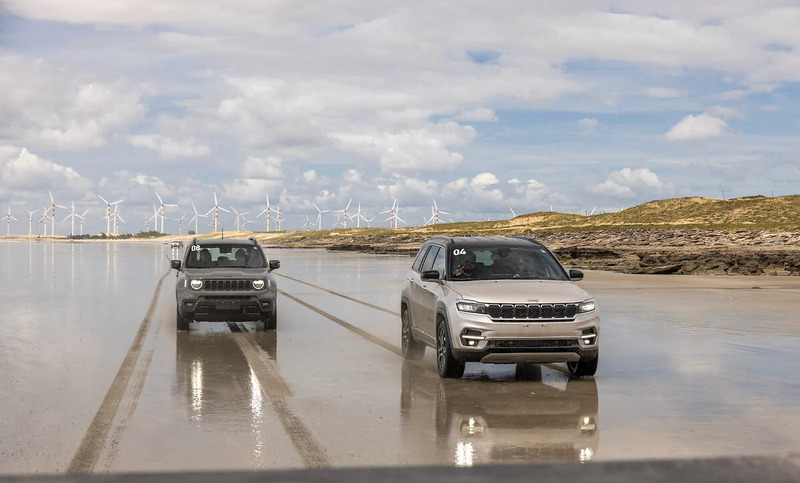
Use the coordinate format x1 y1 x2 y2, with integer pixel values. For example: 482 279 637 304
451 280 591 304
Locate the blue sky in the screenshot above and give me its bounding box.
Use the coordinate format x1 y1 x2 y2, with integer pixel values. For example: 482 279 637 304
1 1 799 235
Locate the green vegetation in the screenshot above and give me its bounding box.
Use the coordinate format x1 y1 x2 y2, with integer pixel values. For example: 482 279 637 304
263 195 800 243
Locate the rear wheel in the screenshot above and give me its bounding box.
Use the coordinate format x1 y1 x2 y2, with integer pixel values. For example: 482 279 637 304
401 307 425 360
436 318 465 379
176 307 189 331
567 352 598 377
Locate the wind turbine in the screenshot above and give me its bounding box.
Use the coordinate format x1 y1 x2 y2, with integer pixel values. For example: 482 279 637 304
38 208 48 236
509 205 517 218
175 214 186 235
189 202 207 234
313 203 329 230
63 202 80 236
47 190 68 236
230 206 248 231
430 199 451 224
302 214 313 231
4 206 17 236
97 194 123 235
353 202 369 228
275 206 283 231
205 192 229 232
113 204 125 235
366 215 375 228
334 199 352 228
380 199 399 229
26 209 36 237
257 194 272 232
155 192 177 233
77 209 88 235
394 201 406 228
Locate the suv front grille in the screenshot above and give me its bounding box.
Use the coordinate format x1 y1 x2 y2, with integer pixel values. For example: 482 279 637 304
486 303 578 321
488 339 579 350
203 279 253 291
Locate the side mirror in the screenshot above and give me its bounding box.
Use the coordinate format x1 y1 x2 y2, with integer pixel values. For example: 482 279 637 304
421 270 440 281
269 260 281 271
170 260 182 270
569 269 584 281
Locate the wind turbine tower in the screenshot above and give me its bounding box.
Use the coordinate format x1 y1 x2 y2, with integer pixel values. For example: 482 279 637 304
4 206 17 236
205 192 229 232
257 194 272 232
47 191 67 236
155 192 177 233
98 194 123 235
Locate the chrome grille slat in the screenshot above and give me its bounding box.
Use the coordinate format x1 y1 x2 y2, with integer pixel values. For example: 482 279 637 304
485 303 580 321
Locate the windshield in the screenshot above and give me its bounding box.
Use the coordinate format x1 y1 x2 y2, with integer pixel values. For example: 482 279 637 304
185 244 266 269
450 245 568 281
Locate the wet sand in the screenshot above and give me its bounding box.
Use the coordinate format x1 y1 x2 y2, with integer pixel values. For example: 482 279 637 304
1 242 799 474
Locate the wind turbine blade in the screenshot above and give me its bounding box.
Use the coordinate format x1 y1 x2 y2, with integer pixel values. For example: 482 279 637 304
156 192 164 204
98 194 109 204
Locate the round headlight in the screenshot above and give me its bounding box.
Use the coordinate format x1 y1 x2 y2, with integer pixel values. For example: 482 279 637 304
252 279 265 290
190 279 203 290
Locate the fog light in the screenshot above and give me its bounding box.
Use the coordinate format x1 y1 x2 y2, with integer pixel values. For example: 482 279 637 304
460 329 484 346
581 328 597 346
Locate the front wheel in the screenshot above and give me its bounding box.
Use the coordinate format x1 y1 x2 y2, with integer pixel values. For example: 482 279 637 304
436 319 465 379
567 352 598 377
176 307 189 331
263 304 277 331
401 307 425 360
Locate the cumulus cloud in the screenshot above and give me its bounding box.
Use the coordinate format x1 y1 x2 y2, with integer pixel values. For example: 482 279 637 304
0 146 92 196
128 134 210 160
0 54 144 151
329 121 476 174
664 113 729 141
589 168 673 200
578 118 598 136
455 107 498 122
241 156 283 179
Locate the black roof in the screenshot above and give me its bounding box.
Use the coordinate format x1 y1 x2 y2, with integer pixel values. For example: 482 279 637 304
424 235 544 248
192 237 260 247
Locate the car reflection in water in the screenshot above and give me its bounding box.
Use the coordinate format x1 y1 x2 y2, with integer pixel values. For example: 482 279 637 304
175 327 278 461
401 361 599 466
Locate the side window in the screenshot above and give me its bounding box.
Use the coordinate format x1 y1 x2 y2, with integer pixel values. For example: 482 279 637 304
431 247 446 275
412 245 430 272
420 246 441 272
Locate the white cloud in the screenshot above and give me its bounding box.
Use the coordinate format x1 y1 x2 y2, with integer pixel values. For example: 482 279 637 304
241 156 283 180
128 134 210 160
642 87 684 99
329 121 476 174
589 168 673 200
707 106 746 120
664 114 729 141
0 146 92 196
578 117 598 136
455 107 498 122
0 54 144 151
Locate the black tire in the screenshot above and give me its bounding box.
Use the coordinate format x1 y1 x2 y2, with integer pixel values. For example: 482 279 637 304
401 306 425 360
176 307 189 331
263 306 277 331
567 352 599 377
436 318 465 379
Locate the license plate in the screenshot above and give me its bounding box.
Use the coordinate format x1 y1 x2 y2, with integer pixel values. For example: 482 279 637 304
216 300 241 310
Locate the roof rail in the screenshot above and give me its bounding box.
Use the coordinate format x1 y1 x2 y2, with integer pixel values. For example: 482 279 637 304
249 237 258 245
191 237 198 245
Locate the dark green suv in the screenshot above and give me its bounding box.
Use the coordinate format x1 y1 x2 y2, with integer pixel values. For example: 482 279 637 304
170 237 280 331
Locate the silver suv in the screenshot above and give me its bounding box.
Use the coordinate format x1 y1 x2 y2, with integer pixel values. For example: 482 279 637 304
400 236 599 378
170 237 280 331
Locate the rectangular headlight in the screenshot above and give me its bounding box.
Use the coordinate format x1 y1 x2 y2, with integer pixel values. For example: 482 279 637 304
456 300 486 314
578 299 596 313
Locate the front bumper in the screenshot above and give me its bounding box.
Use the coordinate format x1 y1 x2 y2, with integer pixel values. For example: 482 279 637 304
179 294 275 322
448 310 600 364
